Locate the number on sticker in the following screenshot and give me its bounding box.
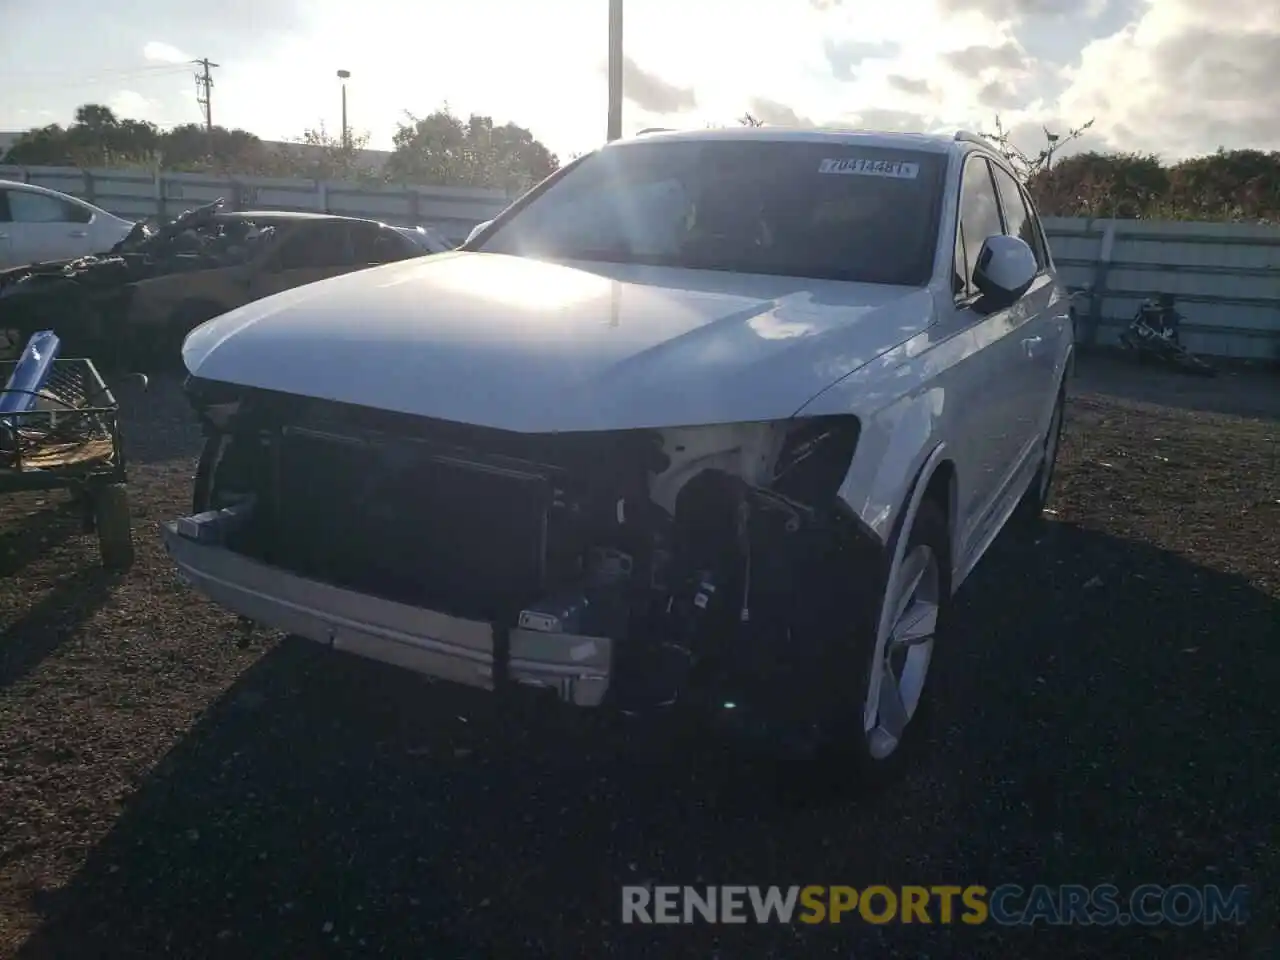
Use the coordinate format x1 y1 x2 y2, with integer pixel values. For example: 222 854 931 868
819 158 920 179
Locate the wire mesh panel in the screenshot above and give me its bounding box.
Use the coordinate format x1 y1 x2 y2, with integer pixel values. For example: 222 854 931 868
0 358 120 476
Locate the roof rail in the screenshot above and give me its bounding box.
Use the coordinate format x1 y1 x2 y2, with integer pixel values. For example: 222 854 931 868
954 129 998 151
635 127 674 136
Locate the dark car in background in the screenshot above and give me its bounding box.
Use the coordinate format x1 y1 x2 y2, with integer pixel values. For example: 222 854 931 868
0 204 449 366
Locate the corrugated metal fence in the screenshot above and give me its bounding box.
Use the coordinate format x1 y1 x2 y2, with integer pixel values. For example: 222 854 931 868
2 166 1278 360
0 164 513 245
1044 217 1280 362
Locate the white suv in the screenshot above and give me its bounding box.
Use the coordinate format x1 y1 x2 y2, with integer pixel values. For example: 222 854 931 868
166 126 1073 778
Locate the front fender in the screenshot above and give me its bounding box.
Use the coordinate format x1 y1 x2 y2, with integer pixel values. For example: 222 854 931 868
826 387 945 550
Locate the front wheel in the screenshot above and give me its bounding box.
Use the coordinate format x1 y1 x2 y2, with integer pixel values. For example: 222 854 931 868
809 498 952 787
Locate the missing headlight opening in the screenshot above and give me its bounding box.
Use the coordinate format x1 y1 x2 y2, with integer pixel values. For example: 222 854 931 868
177 377 876 719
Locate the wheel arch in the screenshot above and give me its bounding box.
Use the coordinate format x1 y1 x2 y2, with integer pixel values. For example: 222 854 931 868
890 444 956 588
921 458 958 551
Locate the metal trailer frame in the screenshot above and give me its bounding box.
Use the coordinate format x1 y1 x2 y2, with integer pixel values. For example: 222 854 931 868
0 357 136 569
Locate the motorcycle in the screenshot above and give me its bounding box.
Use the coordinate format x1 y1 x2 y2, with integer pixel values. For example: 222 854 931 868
1118 295 1216 377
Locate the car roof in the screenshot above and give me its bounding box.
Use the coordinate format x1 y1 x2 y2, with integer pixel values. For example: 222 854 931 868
224 210 380 224
605 125 1004 160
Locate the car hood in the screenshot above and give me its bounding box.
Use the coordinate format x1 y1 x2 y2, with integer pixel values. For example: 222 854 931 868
183 252 935 432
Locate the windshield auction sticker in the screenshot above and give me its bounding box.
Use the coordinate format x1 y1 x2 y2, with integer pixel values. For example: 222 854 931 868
819 158 920 178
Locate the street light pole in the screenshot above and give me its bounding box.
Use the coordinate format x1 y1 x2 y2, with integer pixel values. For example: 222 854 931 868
337 69 351 151
607 0 623 142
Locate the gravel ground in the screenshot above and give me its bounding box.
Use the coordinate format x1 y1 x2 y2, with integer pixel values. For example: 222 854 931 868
0 362 1277 959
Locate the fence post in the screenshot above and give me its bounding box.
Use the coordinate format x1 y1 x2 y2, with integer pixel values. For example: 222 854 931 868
83 169 96 204
318 181 329 213
1085 219 1117 346
408 187 420 225
154 171 165 220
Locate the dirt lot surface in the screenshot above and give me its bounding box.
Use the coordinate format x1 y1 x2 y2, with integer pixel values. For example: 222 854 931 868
0 360 1276 959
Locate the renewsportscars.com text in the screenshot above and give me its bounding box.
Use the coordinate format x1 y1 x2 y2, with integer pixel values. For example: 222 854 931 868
621 884 1250 927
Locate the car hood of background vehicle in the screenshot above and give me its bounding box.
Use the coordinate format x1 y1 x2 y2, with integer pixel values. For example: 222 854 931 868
183 252 934 432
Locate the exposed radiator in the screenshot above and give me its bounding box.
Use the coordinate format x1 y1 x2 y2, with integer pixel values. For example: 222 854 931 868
265 425 554 619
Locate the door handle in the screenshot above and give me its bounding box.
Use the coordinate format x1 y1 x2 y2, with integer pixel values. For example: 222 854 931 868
70 230 88 238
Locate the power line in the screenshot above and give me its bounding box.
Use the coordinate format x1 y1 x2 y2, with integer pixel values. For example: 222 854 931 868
192 58 220 140
0 64 192 94
0 62 193 81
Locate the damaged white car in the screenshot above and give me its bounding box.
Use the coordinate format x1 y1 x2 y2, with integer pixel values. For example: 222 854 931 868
164 127 1073 775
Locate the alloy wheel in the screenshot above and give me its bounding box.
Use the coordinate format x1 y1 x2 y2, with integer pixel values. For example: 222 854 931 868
863 542 941 761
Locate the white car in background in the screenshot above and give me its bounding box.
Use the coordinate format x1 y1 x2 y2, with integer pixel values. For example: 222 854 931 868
0 180 135 268
165 126 1074 781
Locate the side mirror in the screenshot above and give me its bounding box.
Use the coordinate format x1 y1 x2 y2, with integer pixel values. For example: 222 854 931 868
465 220 494 245
972 235 1037 310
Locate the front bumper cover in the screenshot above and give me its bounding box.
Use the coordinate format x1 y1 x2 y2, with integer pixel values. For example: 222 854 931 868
160 520 612 706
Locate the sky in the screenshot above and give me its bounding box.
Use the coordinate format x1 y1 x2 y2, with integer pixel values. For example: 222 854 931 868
1 0 1277 164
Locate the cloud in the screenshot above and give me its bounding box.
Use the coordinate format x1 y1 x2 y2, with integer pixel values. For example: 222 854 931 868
976 78 1025 109
847 108 932 133
154 0 307 35
936 0 1083 19
824 39 901 81
746 97 815 126
943 41 1027 76
108 90 162 120
1057 0 1280 157
143 41 191 64
619 57 697 114
887 75 938 98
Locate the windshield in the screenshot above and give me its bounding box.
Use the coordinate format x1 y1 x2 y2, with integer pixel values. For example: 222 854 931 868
476 139 946 285
397 226 452 254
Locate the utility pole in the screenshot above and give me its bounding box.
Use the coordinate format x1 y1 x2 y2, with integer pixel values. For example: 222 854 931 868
607 0 623 141
193 57 220 153
337 70 351 151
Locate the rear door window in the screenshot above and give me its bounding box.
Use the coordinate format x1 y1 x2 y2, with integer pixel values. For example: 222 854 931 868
8 190 92 224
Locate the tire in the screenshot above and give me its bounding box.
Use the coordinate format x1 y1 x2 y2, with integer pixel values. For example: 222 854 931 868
93 483 135 571
804 497 952 791
1012 383 1066 532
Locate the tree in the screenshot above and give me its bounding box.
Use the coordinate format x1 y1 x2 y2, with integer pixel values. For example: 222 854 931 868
1028 151 1168 218
3 104 161 168
1 103 274 174
979 115 1096 183
280 122 379 182
1165 149 1280 222
160 122 276 174
2 124 74 166
385 104 558 192
9 101 1274 223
